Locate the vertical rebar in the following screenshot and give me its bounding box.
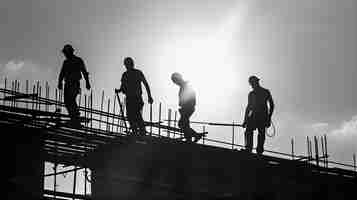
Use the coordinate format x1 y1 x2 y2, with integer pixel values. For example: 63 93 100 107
59 87 63 110
99 90 104 129
107 99 110 131
231 121 235 149
320 136 325 167
11 81 14 107
353 153 356 174
18 80 20 106
174 111 177 138
84 95 87 128
202 126 206 144
314 136 319 167
168 109 172 137
36 81 40 110
112 94 116 132
324 134 328 167
91 92 93 130
26 80 29 109
309 139 313 160
32 85 36 111
158 103 162 136
291 138 295 160
55 89 58 112
12 80 16 107
39 86 42 111
15 80 19 107
45 82 48 112
306 136 310 162
15 80 18 107
17 80 20 107
4 78 7 106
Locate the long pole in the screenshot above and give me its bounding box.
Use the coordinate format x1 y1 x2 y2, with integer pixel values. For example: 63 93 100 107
150 104 153 136
115 91 128 134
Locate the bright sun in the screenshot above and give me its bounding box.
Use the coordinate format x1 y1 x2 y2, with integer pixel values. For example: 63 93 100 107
160 36 239 104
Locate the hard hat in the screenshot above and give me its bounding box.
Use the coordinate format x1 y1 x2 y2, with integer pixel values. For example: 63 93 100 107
62 44 74 53
171 72 183 83
248 75 260 83
124 57 134 67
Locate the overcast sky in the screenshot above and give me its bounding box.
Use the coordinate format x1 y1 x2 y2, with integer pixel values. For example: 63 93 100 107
1 0 356 192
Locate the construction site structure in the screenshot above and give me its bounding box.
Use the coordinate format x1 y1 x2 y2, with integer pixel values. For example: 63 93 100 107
2 78 356 200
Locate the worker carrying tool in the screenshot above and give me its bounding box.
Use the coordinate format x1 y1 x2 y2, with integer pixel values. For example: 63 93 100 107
242 75 274 155
115 57 153 136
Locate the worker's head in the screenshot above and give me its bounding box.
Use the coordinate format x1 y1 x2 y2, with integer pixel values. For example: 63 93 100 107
62 44 74 58
248 75 260 89
124 57 134 70
171 72 184 86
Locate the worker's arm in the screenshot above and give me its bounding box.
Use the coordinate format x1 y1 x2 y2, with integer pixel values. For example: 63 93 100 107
80 59 91 90
57 62 65 90
116 73 126 94
243 93 252 128
267 91 274 120
141 72 153 104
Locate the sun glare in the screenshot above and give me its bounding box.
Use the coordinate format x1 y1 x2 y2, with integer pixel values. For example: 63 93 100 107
160 36 238 104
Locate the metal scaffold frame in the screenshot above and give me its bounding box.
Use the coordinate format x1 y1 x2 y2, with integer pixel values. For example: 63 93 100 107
1 78 356 199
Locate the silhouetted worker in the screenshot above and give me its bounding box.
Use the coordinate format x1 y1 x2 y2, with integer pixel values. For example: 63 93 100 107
116 57 153 135
58 44 91 127
171 72 203 142
242 76 274 155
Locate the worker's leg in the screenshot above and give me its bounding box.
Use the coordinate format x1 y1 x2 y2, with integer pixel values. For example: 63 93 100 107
257 127 266 155
178 108 193 142
136 101 146 135
244 127 254 152
64 83 80 121
126 100 138 134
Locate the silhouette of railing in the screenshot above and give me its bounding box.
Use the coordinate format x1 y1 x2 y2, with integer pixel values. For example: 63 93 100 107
1 78 356 199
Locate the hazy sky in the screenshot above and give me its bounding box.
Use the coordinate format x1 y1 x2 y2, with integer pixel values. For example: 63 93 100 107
1 0 356 191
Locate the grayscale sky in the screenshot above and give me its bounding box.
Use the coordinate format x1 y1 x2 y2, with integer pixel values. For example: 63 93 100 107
1 0 356 193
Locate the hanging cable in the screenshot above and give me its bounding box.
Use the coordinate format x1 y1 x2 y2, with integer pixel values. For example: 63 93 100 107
266 120 276 137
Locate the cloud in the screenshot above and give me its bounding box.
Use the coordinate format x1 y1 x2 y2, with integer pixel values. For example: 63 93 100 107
311 122 329 134
331 115 357 138
309 116 357 164
1 60 56 84
5 60 25 71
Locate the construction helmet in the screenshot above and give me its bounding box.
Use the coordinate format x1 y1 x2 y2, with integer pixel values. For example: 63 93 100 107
248 75 260 83
171 72 183 83
62 44 74 53
124 57 134 67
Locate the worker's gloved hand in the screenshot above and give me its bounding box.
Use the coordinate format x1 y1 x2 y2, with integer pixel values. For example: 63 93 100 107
148 96 153 104
86 82 91 90
115 88 122 94
242 121 247 128
57 82 63 90
266 118 271 128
